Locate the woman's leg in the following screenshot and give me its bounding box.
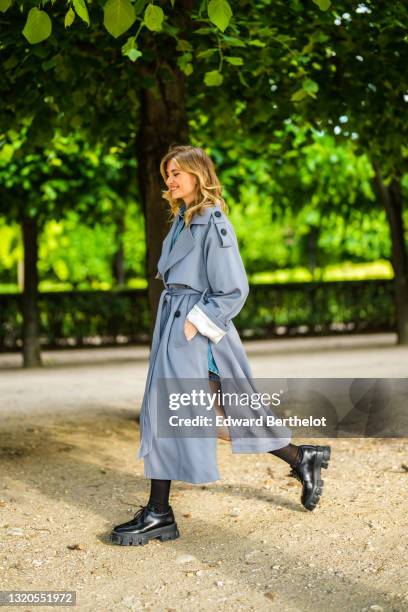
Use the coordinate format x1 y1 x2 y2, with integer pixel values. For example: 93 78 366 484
147 479 171 513
208 374 302 463
208 371 301 462
268 444 303 467
206 371 331 511
111 478 179 545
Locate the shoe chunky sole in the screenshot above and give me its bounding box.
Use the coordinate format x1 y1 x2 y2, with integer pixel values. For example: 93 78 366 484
111 522 180 546
306 445 330 510
290 445 331 511
319 445 331 469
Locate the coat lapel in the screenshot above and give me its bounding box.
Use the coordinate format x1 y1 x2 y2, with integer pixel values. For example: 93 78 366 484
159 202 221 278
161 223 195 277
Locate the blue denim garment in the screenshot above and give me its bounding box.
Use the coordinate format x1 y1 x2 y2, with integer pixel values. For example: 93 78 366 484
170 204 220 377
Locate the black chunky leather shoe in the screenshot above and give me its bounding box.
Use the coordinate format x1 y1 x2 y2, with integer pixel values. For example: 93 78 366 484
289 445 331 511
111 504 180 546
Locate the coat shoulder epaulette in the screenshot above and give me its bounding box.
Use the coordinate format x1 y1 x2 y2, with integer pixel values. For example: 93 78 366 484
209 208 233 248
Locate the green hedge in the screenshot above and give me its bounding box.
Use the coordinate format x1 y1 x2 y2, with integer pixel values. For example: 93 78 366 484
0 280 395 351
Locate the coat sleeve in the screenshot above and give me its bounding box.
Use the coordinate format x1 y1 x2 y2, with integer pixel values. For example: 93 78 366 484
186 217 249 343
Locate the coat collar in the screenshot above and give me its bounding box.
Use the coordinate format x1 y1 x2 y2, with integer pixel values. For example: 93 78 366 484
158 201 222 279
189 201 222 225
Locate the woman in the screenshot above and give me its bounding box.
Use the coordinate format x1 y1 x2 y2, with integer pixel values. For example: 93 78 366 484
111 145 331 546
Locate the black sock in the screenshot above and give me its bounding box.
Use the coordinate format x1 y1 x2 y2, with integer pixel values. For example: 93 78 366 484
269 444 303 467
147 479 171 513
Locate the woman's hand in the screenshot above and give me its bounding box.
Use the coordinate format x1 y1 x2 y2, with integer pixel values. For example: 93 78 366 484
184 319 198 341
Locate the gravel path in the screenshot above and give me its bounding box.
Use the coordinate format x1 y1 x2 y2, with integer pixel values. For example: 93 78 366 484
0 334 407 611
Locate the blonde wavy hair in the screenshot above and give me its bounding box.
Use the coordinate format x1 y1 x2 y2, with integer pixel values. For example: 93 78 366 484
159 144 228 226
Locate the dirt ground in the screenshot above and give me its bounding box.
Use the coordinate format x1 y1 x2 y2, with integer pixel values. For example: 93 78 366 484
0 335 407 611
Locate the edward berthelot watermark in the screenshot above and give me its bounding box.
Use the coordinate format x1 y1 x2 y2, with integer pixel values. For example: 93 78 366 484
167 414 327 428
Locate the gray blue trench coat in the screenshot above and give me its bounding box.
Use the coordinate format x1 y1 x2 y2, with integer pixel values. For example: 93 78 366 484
136 201 292 483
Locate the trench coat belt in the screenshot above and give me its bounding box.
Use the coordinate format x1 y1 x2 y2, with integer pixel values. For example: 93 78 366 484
160 285 208 336
138 285 210 458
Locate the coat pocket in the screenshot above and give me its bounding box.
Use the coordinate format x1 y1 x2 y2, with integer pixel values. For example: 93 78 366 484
173 296 199 348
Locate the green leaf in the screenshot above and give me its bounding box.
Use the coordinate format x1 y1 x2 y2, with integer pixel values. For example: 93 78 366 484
4 55 18 69
224 56 243 66
310 31 329 43
73 0 90 25
207 0 232 33
22 8 52 44
144 4 164 32
0 144 14 163
193 27 213 35
122 36 142 61
72 91 87 107
176 39 193 52
204 70 223 86
42 56 58 71
128 48 142 61
301 79 319 99
122 35 135 52
312 0 331 10
0 0 12 13
291 89 308 102
64 7 75 28
104 0 136 38
248 39 266 48
177 52 193 74
302 78 319 94
223 35 246 47
197 48 218 59
275 34 294 45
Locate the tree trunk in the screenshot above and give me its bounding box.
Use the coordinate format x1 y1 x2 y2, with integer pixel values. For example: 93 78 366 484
112 216 126 287
136 62 189 339
372 161 408 345
21 215 42 367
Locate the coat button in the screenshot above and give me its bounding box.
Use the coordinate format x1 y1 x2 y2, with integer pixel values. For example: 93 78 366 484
221 228 227 235
175 310 181 317
214 211 221 217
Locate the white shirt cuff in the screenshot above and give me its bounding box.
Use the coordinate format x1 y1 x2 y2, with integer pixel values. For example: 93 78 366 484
186 304 227 344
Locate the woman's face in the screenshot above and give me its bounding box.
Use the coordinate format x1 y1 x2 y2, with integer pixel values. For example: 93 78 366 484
166 158 197 205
